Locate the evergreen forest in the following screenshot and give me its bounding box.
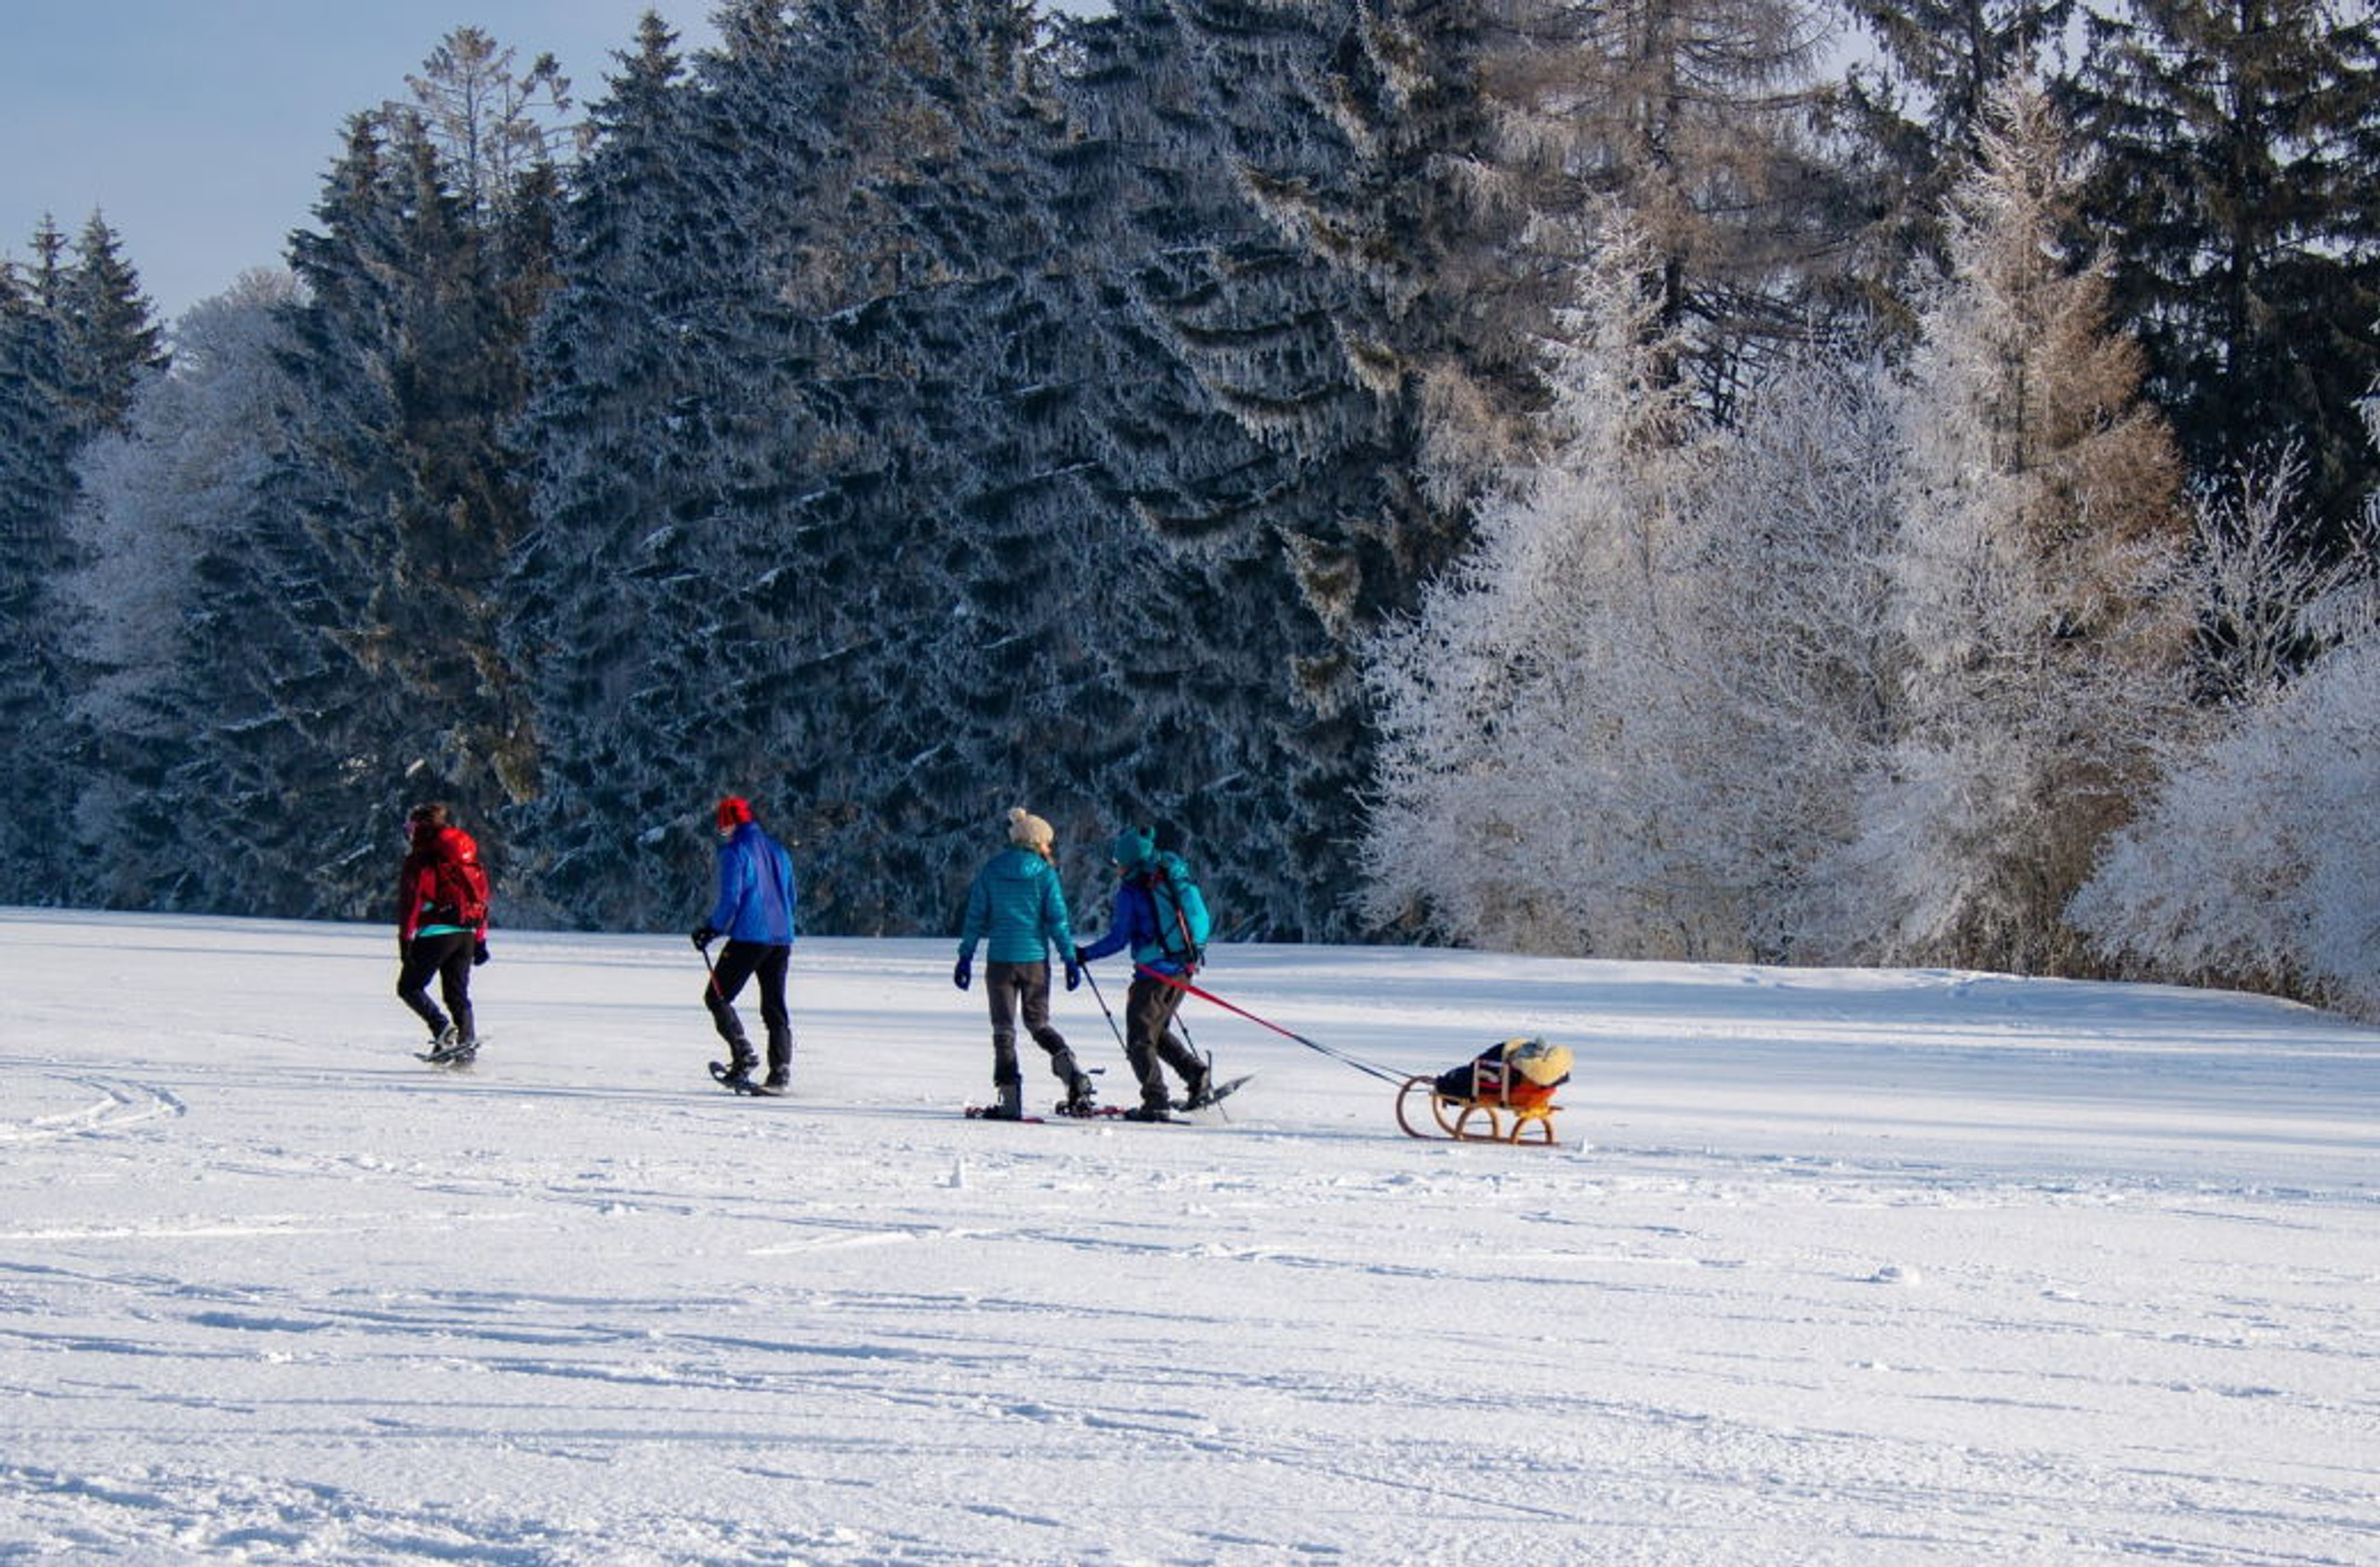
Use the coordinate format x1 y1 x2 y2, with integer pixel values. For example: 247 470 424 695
5 1 2378 1017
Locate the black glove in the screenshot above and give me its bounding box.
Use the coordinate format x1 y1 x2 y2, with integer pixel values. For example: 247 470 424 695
692 925 719 950
1064 957 1082 992
953 953 972 991
1072 944 1090 968
472 939 490 968
398 938 414 965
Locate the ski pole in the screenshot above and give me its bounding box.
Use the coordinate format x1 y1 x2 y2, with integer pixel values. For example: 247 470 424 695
1135 964 1408 1085
694 933 728 1005
1079 961 1130 1053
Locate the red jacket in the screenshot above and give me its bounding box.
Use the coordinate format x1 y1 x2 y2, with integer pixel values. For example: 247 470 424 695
396 823 490 943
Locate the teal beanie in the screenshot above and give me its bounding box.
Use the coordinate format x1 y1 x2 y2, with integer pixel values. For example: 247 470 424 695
1108 826 1156 869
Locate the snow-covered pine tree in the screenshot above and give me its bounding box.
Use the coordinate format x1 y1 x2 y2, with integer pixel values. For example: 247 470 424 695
0 249 87 902
0 216 167 904
2073 0 2380 548
1842 75 2191 973
1047 0 1612 938
511 0 1124 931
133 32 567 919
56 214 169 435
503 12 713 927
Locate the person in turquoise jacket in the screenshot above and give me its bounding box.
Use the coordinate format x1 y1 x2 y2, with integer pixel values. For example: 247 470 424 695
956 808 1093 1119
692 796 798 1093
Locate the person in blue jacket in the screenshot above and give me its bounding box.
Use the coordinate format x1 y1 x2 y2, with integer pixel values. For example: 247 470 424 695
955 808 1093 1120
692 796 798 1093
1075 826 1213 1121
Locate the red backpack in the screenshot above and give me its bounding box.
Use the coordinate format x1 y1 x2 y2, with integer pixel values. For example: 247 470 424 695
424 828 491 927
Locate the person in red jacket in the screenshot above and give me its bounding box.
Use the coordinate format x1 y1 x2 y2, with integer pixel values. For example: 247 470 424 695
395 802 491 1059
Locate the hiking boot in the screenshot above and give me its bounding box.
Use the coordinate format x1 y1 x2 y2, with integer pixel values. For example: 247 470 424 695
433 1022 461 1050
760 1072 788 1094
1123 1103 1173 1123
1178 1067 1213 1111
1061 1074 1098 1116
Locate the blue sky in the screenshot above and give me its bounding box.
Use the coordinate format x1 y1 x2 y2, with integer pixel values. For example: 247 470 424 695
1 2 1103 323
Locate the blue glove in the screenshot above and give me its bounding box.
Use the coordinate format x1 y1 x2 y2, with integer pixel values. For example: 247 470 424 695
953 954 972 991
1064 957 1082 992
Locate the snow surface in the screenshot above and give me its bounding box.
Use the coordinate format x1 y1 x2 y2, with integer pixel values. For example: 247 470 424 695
3 908 2376 1564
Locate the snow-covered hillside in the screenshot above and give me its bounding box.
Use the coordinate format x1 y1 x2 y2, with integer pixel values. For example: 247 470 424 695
4 909 2375 1563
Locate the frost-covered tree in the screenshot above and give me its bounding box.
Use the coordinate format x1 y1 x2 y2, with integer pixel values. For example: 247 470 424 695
2070 409 2380 1015
2071 639 2380 1015
110 31 570 919
1360 211 1904 960
1667 347 1903 960
1359 217 1716 953
1837 77 2191 972
66 272 306 908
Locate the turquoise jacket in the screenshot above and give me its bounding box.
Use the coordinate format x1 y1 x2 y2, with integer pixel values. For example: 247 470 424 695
958 848 1075 966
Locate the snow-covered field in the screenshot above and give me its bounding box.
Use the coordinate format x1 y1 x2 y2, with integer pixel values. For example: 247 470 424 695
3 908 2374 1565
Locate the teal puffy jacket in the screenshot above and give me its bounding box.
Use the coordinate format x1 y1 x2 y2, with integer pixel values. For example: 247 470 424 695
958 848 1075 965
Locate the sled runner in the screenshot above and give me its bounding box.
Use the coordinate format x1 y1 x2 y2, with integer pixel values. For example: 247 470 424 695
1395 1038 1573 1147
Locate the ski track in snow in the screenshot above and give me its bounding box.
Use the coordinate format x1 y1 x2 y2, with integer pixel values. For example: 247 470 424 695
1 910 2375 1564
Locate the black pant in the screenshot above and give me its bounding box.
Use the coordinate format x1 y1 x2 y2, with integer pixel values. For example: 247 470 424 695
398 931 476 1041
985 960 1084 1088
706 940 792 1075
1124 971 1204 1110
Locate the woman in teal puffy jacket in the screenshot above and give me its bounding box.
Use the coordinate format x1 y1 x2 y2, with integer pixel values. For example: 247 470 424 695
956 809 1094 1119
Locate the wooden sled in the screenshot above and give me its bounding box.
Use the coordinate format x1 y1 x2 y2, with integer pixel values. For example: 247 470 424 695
1395 1073 1562 1147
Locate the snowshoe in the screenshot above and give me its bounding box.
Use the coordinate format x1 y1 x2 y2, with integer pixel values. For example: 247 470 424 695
1176 1073 1252 1113
416 1030 482 1066
1055 1078 1100 1118
709 1060 770 1097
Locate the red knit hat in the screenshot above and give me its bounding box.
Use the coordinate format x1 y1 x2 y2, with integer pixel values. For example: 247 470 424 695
715 797 754 830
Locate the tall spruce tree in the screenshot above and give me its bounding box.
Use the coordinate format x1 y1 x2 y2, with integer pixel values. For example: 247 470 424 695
0 217 165 903
1837 0 2078 294
1039 0 1618 937
144 31 565 918
2074 0 2380 546
0 252 86 902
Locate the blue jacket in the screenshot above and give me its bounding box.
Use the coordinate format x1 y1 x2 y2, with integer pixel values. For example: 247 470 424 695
958 848 1074 966
1078 874 1186 975
708 823 797 945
